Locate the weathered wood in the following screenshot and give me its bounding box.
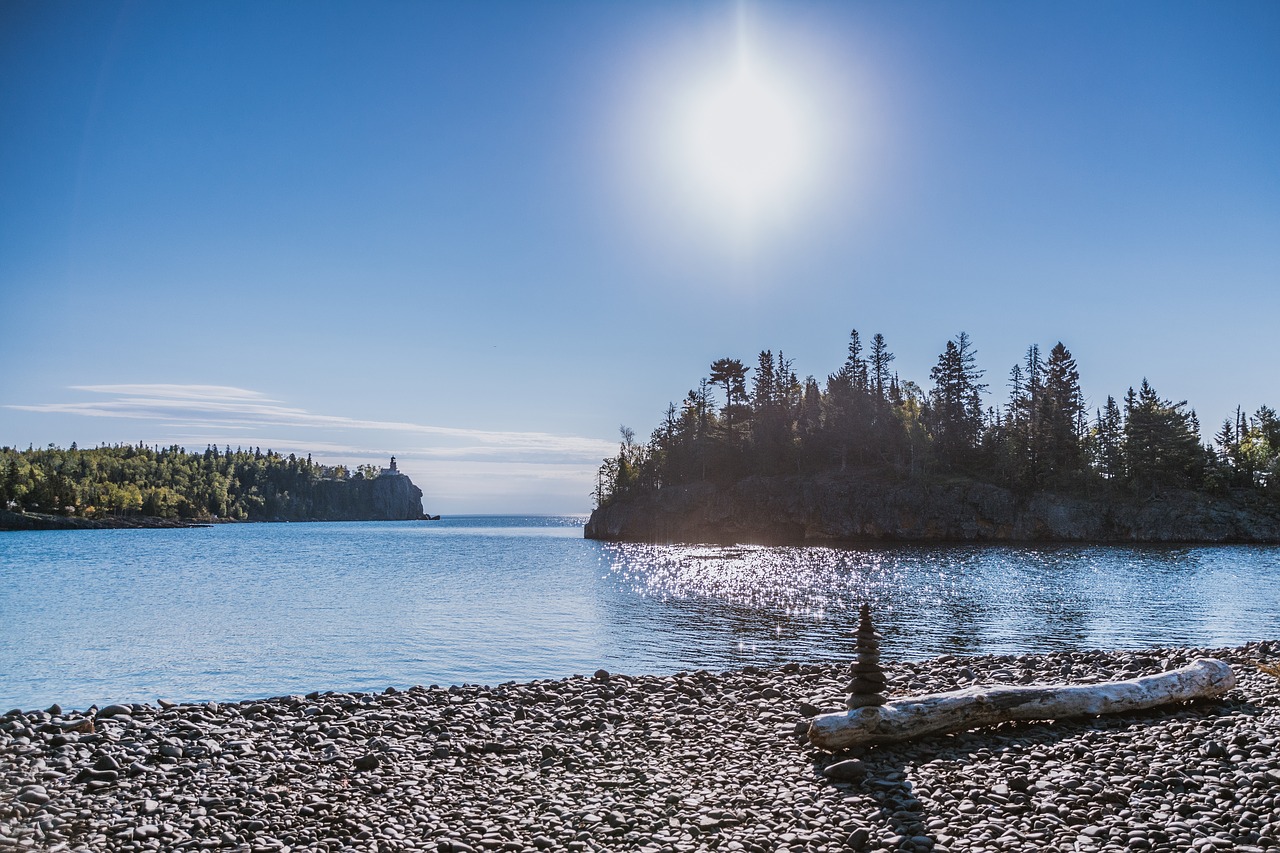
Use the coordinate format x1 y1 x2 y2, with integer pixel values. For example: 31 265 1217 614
808 657 1235 751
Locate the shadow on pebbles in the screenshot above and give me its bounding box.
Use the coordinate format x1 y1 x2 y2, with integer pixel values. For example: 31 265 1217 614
3 642 1280 853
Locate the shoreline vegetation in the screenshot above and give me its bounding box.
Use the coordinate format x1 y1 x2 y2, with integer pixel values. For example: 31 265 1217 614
2 643 1278 852
587 331 1280 544
0 444 428 531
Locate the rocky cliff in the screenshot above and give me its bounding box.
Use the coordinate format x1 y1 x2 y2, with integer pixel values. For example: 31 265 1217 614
305 472 425 521
584 473 1280 544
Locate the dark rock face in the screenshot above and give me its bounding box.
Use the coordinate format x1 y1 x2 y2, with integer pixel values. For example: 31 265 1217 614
584 473 1280 544
308 473 425 521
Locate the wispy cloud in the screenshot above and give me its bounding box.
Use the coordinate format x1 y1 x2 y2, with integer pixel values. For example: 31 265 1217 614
8 384 617 463
70 384 276 402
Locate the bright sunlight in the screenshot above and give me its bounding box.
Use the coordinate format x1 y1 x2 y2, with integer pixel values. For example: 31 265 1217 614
679 46 810 224
668 14 821 243
609 4 857 267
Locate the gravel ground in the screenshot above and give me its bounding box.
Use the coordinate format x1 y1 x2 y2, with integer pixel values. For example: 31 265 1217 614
3 642 1279 853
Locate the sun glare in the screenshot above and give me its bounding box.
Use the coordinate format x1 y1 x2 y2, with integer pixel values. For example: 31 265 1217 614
683 57 808 221
608 5 859 266
669 15 820 243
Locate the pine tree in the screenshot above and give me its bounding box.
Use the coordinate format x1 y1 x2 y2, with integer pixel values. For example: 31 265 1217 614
869 333 895 401
845 329 869 394
751 350 776 411
1123 379 1204 488
928 332 987 465
709 358 749 425
1037 342 1085 483
1094 396 1125 480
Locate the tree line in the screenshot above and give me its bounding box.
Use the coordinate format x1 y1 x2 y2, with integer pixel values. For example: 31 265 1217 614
0 443 387 521
595 330 1279 507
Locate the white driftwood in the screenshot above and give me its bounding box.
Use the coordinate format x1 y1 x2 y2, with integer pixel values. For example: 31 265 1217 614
808 657 1235 751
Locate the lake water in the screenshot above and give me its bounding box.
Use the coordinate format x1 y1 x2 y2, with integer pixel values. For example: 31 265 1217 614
1 516 1278 711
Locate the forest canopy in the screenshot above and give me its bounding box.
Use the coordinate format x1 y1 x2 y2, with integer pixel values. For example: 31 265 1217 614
595 331 1279 508
0 443 390 521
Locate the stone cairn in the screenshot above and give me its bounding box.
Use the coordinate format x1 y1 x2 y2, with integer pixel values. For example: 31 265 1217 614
847 603 890 710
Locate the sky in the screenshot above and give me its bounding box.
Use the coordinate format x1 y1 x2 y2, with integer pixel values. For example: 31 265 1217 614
2 1 1277 515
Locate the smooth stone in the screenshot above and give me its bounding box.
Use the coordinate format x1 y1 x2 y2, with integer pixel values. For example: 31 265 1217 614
849 676 888 692
847 827 871 849
823 759 868 781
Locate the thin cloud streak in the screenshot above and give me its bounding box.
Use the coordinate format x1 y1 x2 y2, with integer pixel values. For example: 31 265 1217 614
8 384 617 461
71 384 277 402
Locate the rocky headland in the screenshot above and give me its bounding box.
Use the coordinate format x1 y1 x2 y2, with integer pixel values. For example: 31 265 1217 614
303 472 426 523
0 473 427 532
585 474 1280 544
3 643 1280 853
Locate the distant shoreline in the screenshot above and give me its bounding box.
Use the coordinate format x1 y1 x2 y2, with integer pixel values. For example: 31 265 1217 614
0 510 438 532
0 510 213 531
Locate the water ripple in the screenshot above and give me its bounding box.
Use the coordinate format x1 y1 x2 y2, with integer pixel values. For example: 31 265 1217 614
1 519 1277 710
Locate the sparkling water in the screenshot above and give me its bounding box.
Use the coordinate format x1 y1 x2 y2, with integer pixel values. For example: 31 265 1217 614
1 516 1277 710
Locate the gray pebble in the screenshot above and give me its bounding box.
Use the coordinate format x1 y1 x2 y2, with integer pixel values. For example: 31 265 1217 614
1 642 1276 853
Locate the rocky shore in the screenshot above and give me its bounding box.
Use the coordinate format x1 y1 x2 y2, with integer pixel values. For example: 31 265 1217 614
0 510 213 532
3 643 1279 853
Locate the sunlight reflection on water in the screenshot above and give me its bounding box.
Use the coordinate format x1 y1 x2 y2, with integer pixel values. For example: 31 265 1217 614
598 541 1280 664
1 518 1277 710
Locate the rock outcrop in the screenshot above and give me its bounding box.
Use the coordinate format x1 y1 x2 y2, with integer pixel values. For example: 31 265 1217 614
584 472 1280 544
295 472 425 521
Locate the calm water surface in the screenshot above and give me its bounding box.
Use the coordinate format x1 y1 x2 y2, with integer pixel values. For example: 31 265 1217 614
1 516 1277 710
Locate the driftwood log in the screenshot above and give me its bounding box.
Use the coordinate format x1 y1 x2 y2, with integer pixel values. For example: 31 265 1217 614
808 657 1236 751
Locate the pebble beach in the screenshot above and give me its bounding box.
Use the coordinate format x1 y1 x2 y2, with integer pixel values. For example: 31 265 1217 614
3 643 1279 853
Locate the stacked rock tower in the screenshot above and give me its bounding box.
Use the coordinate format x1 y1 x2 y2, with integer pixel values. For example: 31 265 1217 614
847 603 890 710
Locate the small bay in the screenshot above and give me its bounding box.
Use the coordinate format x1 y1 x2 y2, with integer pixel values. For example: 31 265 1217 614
1 515 1277 711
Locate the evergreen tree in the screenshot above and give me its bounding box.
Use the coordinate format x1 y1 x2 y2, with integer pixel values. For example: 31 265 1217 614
869 333 895 401
928 332 987 465
751 351 775 410
1036 342 1086 483
585 325 1276 508
845 329 869 393
709 357 749 431
1094 396 1125 480
798 376 824 469
1122 379 1204 488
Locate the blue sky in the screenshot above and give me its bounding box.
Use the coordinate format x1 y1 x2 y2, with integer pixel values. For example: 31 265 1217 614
2 1 1277 514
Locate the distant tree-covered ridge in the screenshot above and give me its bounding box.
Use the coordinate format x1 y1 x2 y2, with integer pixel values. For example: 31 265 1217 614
593 330 1279 511
0 444 425 524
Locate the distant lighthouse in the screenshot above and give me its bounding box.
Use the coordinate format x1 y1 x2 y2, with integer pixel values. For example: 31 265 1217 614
381 455 400 476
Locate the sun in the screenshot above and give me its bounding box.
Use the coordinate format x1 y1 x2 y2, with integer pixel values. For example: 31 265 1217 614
670 17 819 240
609 5 847 261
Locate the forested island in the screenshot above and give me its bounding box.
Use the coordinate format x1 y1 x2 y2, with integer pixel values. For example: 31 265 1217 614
586 331 1280 543
0 444 427 530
